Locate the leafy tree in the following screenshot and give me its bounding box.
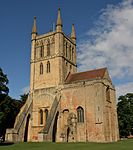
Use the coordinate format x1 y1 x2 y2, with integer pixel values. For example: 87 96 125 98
20 93 28 106
0 67 22 137
0 68 9 102
117 93 133 137
0 96 22 136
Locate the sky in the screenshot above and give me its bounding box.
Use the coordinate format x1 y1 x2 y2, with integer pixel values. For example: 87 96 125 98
0 0 133 99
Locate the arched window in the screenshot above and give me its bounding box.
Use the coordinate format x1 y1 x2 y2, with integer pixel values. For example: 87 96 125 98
47 61 50 73
69 45 71 60
63 109 69 125
40 45 44 58
72 48 74 61
66 42 68 57
39 109 43 125
47 42 50 56
45 109 48 121
70 65 72 70
40 63 43 75
77 106 84 123
106 86 110 101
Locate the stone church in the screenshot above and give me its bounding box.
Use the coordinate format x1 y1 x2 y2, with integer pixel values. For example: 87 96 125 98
6 9 119 142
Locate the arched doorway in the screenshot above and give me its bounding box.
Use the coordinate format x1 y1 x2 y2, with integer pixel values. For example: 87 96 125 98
24 114 30 142
52 112 59 142
67 127 70 142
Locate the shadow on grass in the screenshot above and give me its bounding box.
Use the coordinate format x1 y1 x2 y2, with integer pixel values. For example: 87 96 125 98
0 142 14 146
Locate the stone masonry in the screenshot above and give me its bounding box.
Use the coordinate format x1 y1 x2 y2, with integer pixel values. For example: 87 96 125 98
5 8 119 143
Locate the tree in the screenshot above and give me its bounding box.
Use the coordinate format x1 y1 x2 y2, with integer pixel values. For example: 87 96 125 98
0 67 22 137
0 68 9 101
0 96 22 136
117 93 133 137
20 93 28 106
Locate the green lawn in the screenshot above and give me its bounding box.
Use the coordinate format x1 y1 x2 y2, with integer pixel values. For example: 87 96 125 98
0 139 133 150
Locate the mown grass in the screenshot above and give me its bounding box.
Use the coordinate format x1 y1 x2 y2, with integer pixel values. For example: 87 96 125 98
0 139 133 150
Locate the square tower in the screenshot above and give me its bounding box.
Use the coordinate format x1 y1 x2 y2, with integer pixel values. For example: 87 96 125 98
30 9 77 92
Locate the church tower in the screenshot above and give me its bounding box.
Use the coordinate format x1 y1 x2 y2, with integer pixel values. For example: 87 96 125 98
5 8 119 143
30 8 77 92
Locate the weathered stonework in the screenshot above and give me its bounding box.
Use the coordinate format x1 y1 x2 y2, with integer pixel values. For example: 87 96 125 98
5 9 119 143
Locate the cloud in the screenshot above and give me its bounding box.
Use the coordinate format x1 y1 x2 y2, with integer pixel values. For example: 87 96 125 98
77 0 133 97
21 86 29 94
116 82 133 98
78 0 133 78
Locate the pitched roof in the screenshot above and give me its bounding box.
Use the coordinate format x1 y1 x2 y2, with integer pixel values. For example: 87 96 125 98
65 68 107 84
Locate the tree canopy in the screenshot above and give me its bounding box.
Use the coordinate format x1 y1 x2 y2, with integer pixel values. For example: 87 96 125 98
0 96 22 136
117 93 133 138
20 93 28 106
0 68 9 100
0 68 23 137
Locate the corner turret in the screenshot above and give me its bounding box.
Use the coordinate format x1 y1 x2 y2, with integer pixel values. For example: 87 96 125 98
31 16 37 40
71 24 76 44
56 8 62 32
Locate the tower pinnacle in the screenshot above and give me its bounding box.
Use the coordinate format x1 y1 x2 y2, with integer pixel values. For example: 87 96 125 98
32 16 37 34
71 24 76 43
56 8 62 32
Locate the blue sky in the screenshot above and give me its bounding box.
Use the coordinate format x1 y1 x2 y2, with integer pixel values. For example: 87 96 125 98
0 0 133 99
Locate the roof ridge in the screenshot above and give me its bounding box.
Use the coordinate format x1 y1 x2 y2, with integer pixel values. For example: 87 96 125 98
65 67 107 84
71 67 107 76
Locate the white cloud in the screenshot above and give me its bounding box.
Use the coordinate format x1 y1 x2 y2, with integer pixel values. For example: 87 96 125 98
77 0 133 97
77 0 133 79
116 82 133 98
21 86 29 94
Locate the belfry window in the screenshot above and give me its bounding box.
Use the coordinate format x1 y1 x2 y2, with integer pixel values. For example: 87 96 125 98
66 43 68 57
77 106 84 123
40 45 44 58
70 65 72 70
47 61 50 73
72 48 74 61
40 63 43 75
69 45 71 60
47 42 50 56
106 86 110 101
39 109 43 125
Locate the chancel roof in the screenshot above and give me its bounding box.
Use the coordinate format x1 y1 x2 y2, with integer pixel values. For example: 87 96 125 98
65 68 107 84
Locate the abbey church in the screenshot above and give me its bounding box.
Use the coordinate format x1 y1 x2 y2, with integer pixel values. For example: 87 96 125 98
6 9 119 142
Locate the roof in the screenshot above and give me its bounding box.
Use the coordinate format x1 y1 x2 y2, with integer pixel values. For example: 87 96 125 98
65 68 107 84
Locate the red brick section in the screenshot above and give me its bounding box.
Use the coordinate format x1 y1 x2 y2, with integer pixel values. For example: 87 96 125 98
66 68 107 83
